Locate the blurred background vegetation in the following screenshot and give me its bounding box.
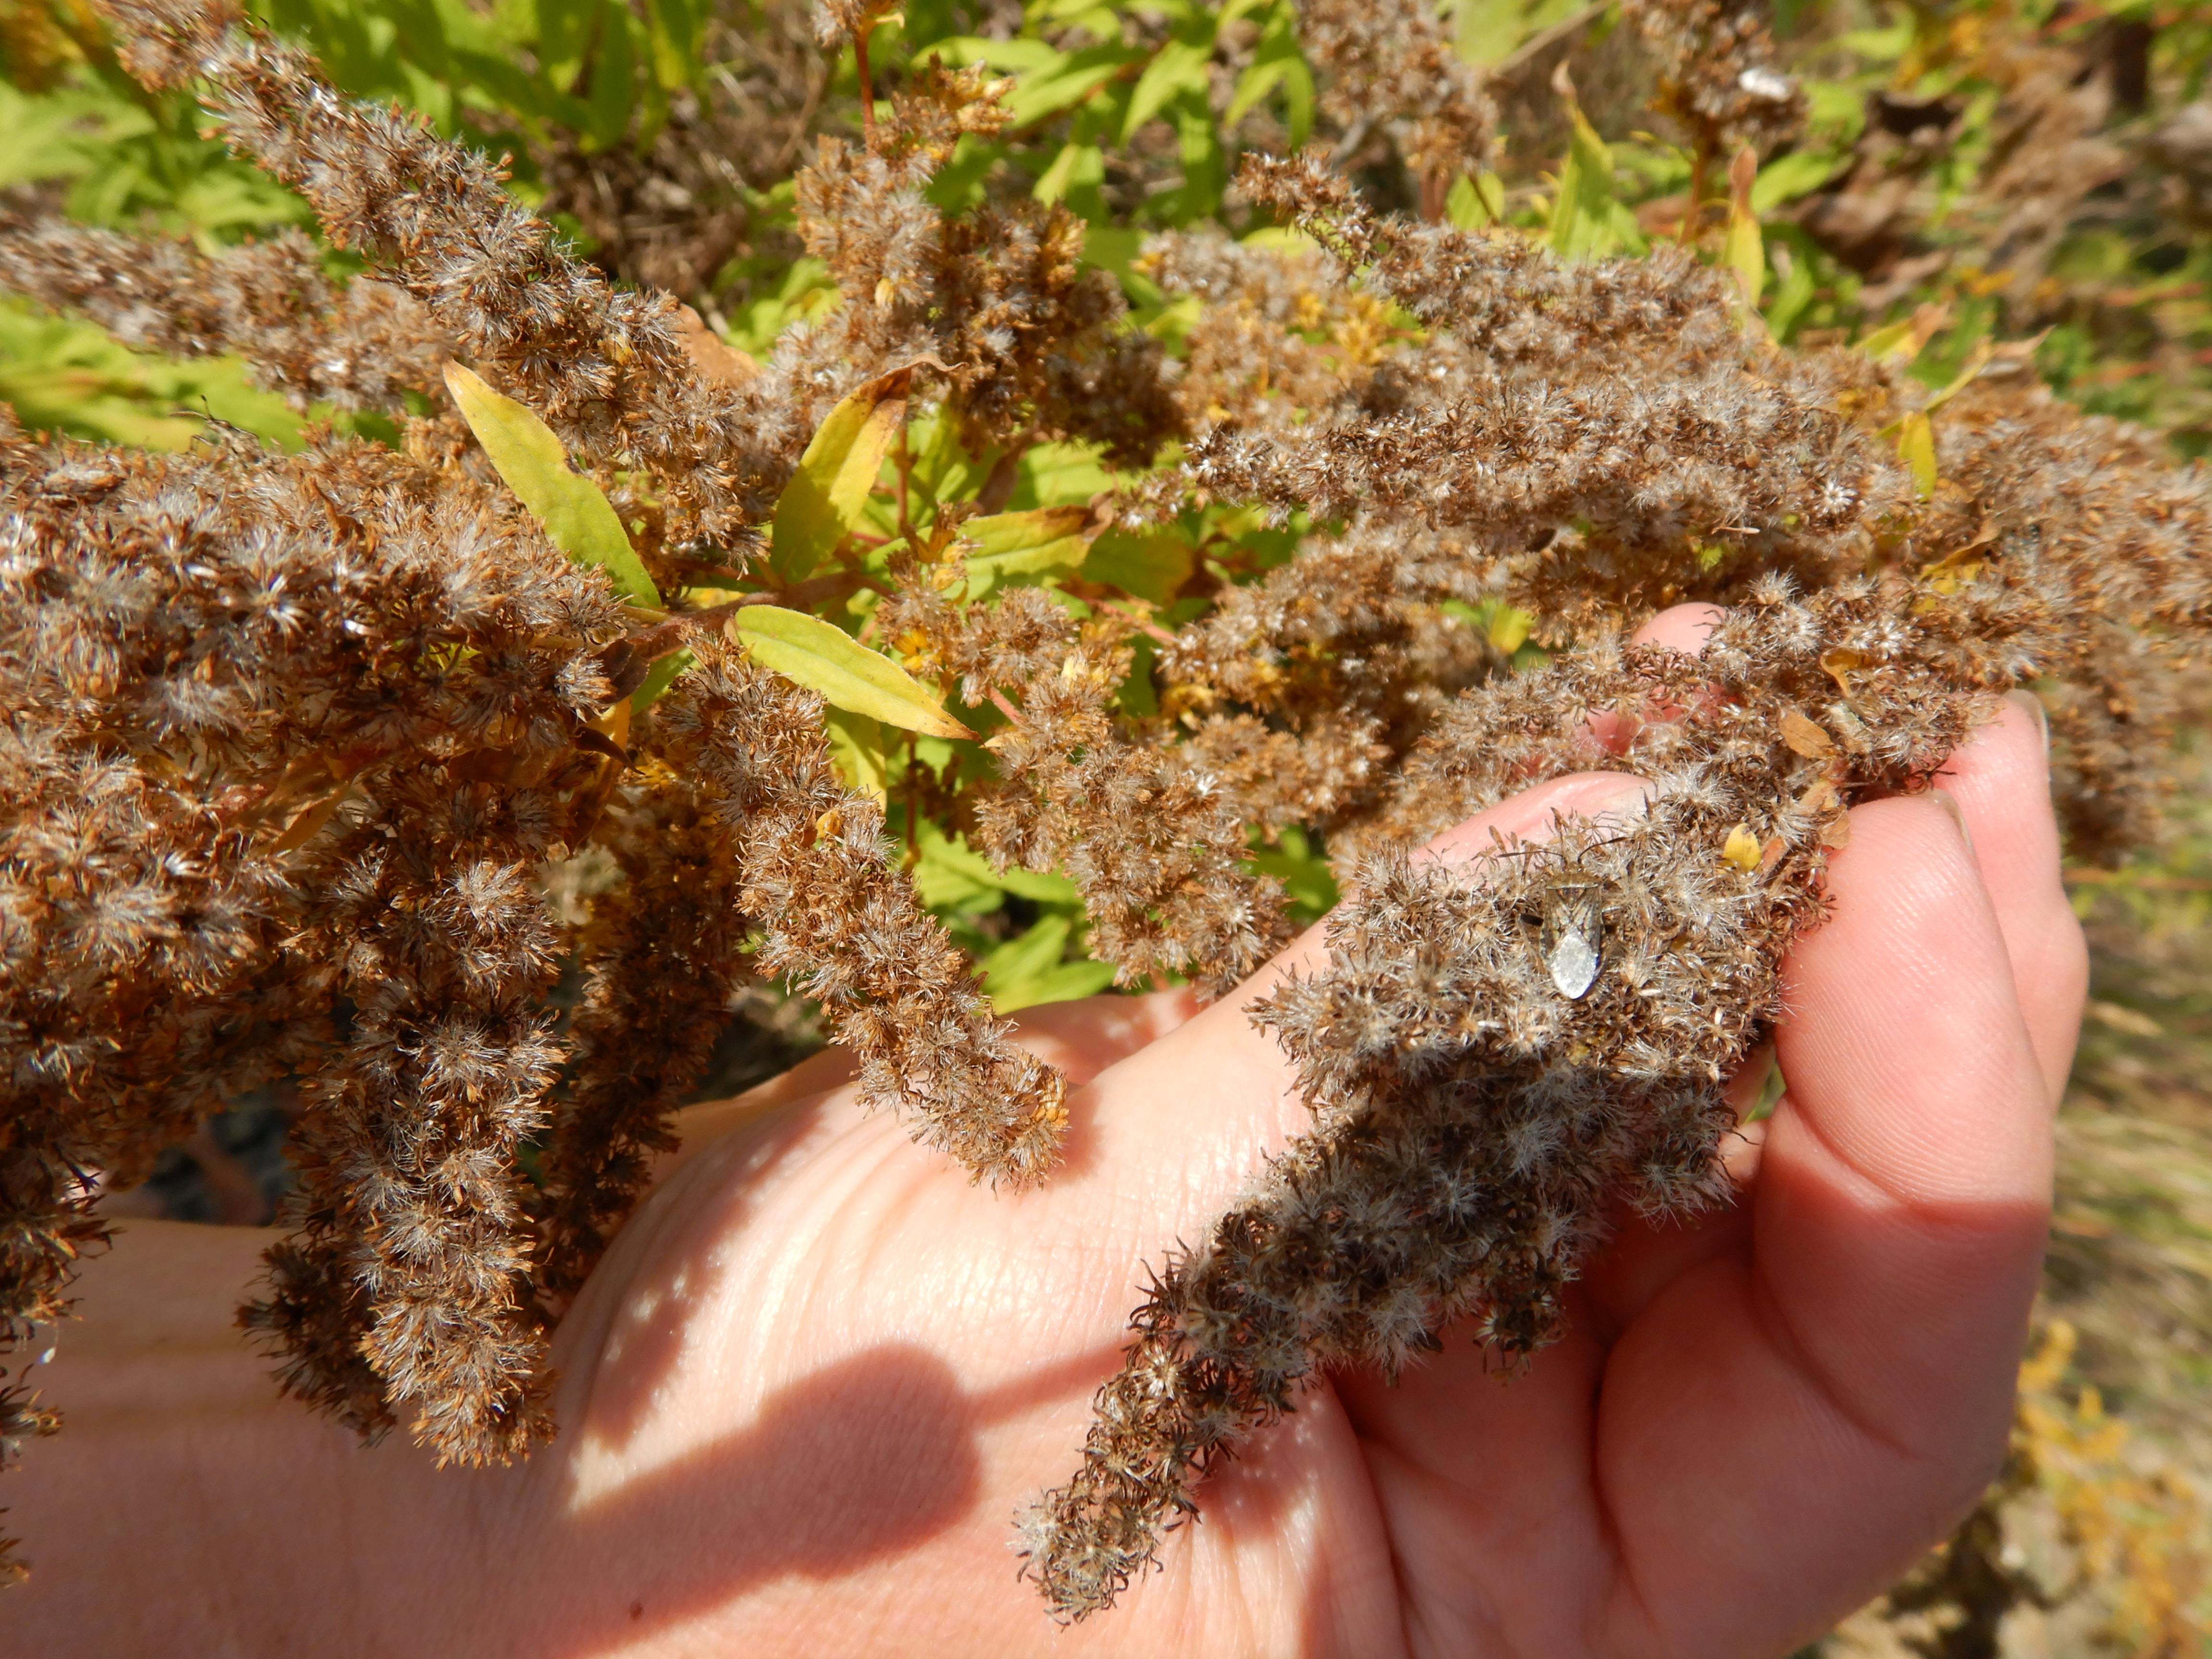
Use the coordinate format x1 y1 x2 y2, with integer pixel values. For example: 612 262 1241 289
1 0 2207 1647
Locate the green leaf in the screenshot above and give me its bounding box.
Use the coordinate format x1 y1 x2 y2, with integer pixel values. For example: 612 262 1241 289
823 707 890 803
1244 824 1338 926
1000 43 1136 127
1750 148 1846 213
1546 78 1643 264
912 821 1079 910
1034 140 1103 205
1445 172 1487 229
1921 338 1995 416
1225 56 1289 127
583 0 637 149
728 605 972 739
1122 36 1212 140
957 506 1094 599
633 648 691 715
1082 528 1192 604
769 370 909 582
444 362 660 605
978 915 1118 1014
1015 442 1115 507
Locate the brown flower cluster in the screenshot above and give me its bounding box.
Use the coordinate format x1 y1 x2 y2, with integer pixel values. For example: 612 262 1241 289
1018 161 2211 1618
0 0 2208 1623
1296 0 1497 218
0 213 446 413
1620 0 1808 164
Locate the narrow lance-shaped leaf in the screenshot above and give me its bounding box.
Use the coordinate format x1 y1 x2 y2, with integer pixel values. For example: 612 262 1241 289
1122 36 1213 142
1897 410 1938 499
444 362 661 606
1723 147 1765 316
770 367 910 583
1545 62 1641 264
728 605 972 740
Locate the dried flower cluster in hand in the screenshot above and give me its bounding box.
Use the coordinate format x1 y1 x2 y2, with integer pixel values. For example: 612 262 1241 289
0 0 2207 1623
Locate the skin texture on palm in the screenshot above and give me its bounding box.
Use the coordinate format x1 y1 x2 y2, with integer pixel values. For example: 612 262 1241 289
5 612 2079 1658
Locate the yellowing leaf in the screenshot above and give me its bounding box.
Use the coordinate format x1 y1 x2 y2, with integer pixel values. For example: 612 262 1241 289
728 604 970 739
1858 301 1948 365
1897 409 1937 499
1820 647 1871 695
770 369 909 582
1857 317 1919 362
1721 824 1763 871
1723 146 1765 316
823 706 890 803
1483 601 1533 655
444 362 661 606
957 505 1095 599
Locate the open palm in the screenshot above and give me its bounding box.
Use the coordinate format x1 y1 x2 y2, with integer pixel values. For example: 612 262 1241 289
429 686 2077 1658
12 666 2077 1659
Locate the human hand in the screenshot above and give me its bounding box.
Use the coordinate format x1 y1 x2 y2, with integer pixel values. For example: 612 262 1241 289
435 610 2079 1658
8 613 2078 1659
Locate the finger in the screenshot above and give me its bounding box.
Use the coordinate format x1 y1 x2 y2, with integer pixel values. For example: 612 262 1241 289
1596 795 2053 1651
1936 692 2086 1103
1577 697 2080 1338
1589 603 1727 753
1632 601 1726 656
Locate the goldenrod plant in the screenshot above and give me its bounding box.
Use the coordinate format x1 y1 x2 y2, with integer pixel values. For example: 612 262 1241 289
0 0 2207 1632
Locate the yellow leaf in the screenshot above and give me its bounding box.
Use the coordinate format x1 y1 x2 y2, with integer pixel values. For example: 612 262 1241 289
1721 824 1763 871
1897 409 1937 499
444 363 661 606
1723 146 1765 316
1819 648 1871 695
1484 602 1533 655
823 706 890 803
728 604 971 739
770 368 910 583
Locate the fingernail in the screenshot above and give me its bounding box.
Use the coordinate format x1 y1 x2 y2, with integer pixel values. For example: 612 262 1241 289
2006 688 2050 768
1932 787 1974 854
